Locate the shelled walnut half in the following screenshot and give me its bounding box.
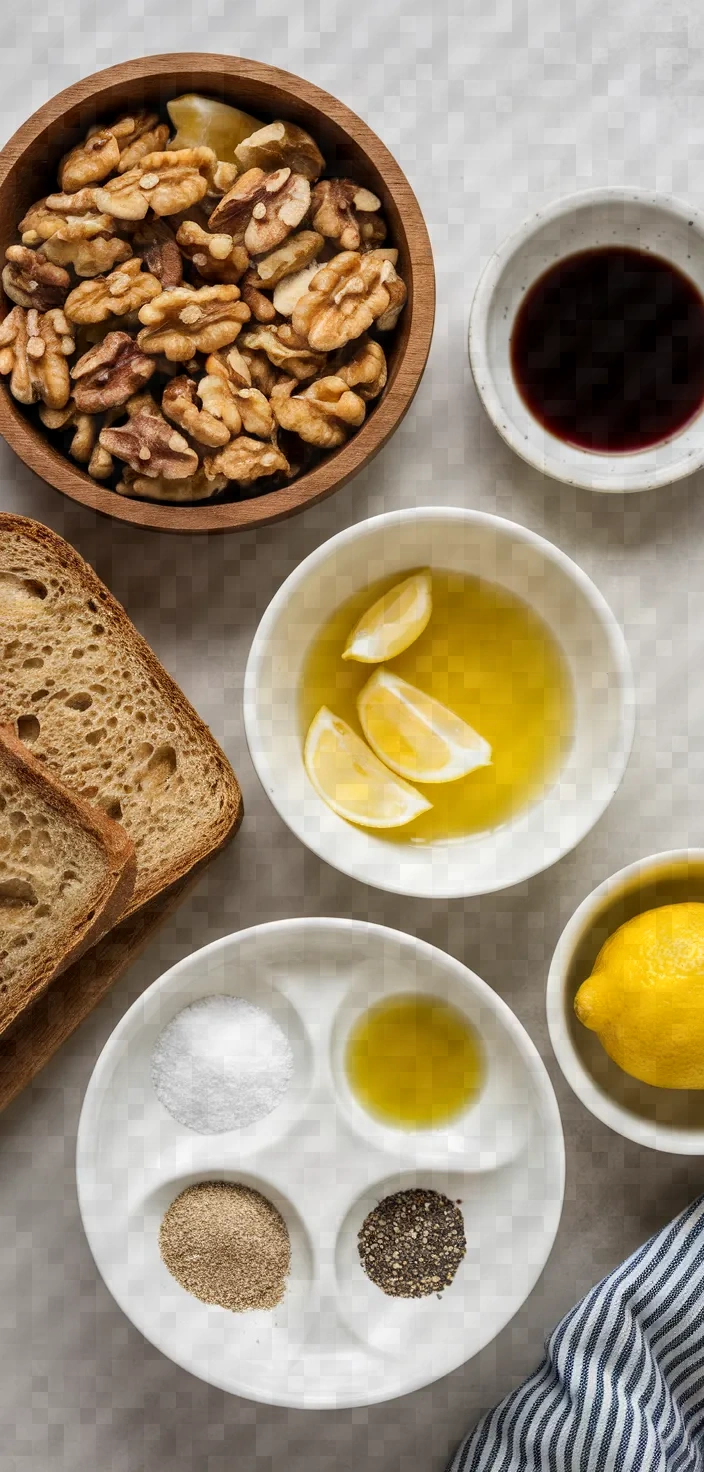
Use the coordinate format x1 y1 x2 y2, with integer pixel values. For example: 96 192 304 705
65 258 163 324
70 331 156 412
2 246 70 311
204 435 290 485
0 306 74 408
311 179 385 252
137 284 250 360
208 167 311 254
292 250 406 351
93 148 216 221
240 322 327 381
271 375 366 448
116 465 227 502
99 407 199 479
175 220 248 285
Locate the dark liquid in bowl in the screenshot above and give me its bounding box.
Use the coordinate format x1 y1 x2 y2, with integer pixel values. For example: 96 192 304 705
510 246 704 452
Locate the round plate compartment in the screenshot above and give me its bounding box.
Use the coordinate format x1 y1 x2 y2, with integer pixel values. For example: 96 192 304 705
77 919 565 1408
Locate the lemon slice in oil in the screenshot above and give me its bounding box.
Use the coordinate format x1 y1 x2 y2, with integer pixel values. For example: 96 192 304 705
357 669 492 784
303 707 432 828
342 570 432 663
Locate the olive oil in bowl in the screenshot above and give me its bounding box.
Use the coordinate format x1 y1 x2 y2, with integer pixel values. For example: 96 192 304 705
299 569 574 843
345 994 484 1130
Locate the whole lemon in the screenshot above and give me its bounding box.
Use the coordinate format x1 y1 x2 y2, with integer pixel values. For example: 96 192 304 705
574 902 704 1089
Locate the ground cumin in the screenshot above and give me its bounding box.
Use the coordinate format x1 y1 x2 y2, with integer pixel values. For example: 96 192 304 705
159 1181 291 1312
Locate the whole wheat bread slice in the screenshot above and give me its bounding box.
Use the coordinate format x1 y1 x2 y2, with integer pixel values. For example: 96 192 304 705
0 723 136 1030
0 516 243 914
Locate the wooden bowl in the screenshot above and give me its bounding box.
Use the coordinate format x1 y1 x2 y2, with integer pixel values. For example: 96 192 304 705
0 54 435 534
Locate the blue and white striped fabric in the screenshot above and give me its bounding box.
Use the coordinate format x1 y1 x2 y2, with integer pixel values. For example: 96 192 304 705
449 1195 704 1472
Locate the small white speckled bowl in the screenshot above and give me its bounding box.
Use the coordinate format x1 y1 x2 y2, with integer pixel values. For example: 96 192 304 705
547 850 704 1153
469 187 704 493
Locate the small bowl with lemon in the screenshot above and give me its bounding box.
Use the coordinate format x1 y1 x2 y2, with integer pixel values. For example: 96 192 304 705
244 507 634 898
547 850 704 1153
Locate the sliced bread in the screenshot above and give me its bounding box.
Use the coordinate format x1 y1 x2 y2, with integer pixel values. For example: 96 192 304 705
0 516 243 914
0 723 136 1030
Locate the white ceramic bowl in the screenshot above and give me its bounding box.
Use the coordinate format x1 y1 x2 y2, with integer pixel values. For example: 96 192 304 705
76 917 565 1408
469 187 704 492
547 850 704 1153
244 507 634 898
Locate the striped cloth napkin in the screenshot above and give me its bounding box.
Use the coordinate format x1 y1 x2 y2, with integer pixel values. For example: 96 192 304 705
448 1195 704 1472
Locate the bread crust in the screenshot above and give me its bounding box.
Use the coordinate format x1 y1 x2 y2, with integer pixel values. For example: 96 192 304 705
0 723 137 1031
0 514 244 912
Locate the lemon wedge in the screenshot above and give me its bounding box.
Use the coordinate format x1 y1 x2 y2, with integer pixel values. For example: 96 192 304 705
342 570 432 663
167 95 263 164
357 670 492 783
303 707 432 828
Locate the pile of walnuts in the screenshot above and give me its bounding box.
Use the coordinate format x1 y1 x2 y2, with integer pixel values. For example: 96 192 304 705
0 109 407 504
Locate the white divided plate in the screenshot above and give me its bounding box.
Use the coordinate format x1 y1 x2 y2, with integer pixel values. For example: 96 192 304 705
76 919 565 1408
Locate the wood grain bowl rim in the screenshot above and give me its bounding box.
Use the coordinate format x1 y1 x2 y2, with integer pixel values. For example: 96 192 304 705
0 53 435 534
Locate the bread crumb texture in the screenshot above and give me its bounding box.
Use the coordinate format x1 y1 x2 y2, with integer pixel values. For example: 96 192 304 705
0 744 109 989
0 519 241 910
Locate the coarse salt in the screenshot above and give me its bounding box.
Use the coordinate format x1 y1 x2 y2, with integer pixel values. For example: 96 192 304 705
151 995 294 1133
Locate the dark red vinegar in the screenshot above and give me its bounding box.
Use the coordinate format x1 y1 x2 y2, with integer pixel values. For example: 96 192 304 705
510 246 704 452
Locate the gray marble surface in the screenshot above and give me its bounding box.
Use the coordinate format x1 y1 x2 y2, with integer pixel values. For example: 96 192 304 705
2 3 704 1468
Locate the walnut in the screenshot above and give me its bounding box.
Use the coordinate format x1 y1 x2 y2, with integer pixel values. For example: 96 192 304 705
292 250 406 351
0 306 74 409
175 220 248 284
41 235 133 279
196 373 243 437
70 331 156 412
272 261 322 317
19 197 116 246
136 284 250 361
99 408 199 479
116 465 228 503
59 129 122 192
206 345 252 388
310 179 385 252
240 271 277 323
204 435 290 485
44 187 105 215
208 167 311 254
198 369 274 441
2 246 70 311
371 255 407 331
199 349 277 439
116 114 171 173
133 220 184 288
57 113 169 192
271 374 365 448
38 398 98 462
86 409 124 481
240 322 326 381
93 148 216 221
334 336 387 400
124 389 161 419
64 257 162 325
249 230 324 288
234 121 324 182
206 160 239 196
235 345 278 397
162 375 230 448
233 385 276 439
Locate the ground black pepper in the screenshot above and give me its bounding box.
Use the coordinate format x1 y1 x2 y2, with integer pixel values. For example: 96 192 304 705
357 1187 466 1298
